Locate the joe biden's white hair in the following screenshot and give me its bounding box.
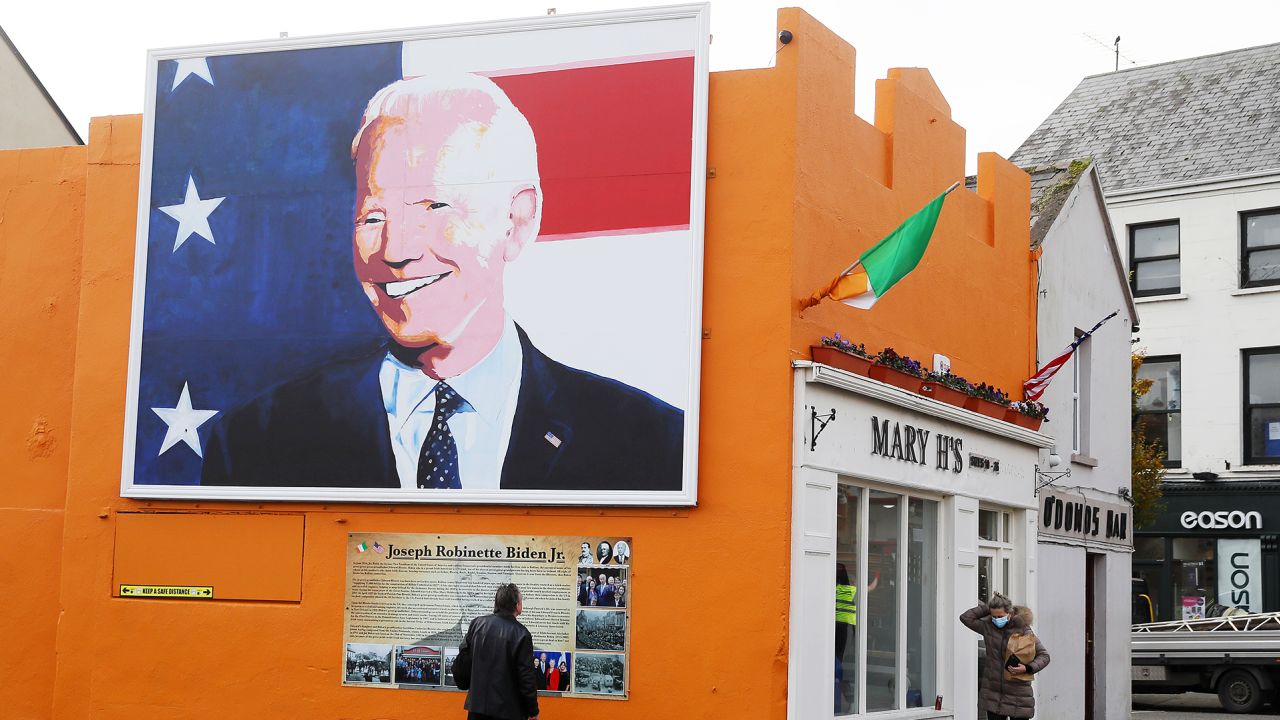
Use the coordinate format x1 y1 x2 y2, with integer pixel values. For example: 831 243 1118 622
351 73 542 219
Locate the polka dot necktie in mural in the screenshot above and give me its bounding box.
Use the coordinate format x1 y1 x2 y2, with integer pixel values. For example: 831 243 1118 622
417 382 465 489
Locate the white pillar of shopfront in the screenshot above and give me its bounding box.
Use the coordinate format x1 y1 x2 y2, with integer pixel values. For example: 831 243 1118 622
788 465 839 720
948 493 979 720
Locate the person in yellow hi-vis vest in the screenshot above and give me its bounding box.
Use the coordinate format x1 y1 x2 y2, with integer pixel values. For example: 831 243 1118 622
836 563 879 712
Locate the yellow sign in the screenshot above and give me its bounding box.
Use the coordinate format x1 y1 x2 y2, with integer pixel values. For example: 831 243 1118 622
119 584 213 599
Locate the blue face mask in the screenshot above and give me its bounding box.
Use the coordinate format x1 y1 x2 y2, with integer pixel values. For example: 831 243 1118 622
991 615 1010 628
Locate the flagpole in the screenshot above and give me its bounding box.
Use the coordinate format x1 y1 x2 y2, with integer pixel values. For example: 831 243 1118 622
836 181 962 277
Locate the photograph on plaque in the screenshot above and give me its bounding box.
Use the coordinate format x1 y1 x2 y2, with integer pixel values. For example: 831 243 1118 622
574 653 626 697
575 609 627 651
575 567 629 608
532 650 573 693
345 643 393 684
343 533 631 699
121 6 709 505
393 645 442 687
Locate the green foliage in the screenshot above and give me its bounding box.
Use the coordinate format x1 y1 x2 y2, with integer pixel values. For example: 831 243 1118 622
1131 352 1167 529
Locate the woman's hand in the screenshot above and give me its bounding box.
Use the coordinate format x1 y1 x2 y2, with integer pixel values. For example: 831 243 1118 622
1008 663 1027 675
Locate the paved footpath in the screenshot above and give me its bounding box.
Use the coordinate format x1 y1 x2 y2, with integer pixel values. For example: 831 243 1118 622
1133 692 1277 719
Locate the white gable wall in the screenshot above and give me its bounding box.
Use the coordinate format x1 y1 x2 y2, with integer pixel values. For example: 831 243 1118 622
1034 166 1134 720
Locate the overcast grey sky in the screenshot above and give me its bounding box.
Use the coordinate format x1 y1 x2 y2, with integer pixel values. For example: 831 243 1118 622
5 1 1279 170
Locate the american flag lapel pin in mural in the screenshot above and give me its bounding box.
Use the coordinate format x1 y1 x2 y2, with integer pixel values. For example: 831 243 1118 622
544 431 562 448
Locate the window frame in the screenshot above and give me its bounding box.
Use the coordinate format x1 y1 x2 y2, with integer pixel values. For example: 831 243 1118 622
1128 220 1181 297
977 506 1017 602
1135 354 1181 469
1072 348 1081 455
1243 346 1280 466
1240 207 1280 289
835 480 944 717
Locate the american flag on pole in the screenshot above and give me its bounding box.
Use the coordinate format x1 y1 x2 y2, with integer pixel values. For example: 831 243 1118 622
1023 311 1120 401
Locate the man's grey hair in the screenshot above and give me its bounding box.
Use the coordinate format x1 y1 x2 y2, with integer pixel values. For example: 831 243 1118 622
494 583 522 614
988 593 1014 612
351 73 542 229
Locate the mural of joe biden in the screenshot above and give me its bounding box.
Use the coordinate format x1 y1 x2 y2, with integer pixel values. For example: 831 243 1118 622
201 73 683 492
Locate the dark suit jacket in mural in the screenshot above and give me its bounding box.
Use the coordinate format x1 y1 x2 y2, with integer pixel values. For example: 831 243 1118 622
200 326 684 491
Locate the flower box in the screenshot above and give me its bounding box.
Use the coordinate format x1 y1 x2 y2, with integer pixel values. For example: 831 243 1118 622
869 364 924 393
810 346 873 376
964 396 1009 420
919 381 969 408
1004 401 1049 431
1001 408 1045 431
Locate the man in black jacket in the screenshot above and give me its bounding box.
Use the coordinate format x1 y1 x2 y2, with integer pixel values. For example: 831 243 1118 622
459 584 539 720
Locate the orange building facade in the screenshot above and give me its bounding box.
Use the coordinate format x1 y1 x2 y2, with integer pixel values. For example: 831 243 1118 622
1 9 1043 720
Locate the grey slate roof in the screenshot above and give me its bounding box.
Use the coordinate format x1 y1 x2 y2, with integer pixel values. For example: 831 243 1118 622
1025 160 1091 248
965 160 1092 246
1012 42 1280 193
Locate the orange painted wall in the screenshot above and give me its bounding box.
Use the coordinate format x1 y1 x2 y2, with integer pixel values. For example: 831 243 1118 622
0 143 85 720
0 9 1034 720
782 9 1034 393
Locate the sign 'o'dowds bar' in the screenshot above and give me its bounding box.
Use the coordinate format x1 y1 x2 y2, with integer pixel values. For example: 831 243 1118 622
1039 490 1133 548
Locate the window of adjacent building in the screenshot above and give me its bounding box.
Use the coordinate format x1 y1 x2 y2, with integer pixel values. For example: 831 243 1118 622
1136 356 1181 468
835 484 939 715
1244 348 1280 465
1072 332 1092 456
1129 221 1180 297
1241 208 1280 288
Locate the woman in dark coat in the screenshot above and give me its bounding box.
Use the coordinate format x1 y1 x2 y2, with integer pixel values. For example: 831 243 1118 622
960 594 1051 719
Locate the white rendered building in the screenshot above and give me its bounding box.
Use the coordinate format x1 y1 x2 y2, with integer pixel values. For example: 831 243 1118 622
0 25 81 149
1016 42 1280 647
1019 161 1137 720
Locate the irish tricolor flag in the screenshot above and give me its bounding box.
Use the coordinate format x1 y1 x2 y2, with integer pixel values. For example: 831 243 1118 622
802 182 957 310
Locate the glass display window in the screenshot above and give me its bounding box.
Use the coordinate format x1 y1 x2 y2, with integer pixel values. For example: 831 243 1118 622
835 482 939 716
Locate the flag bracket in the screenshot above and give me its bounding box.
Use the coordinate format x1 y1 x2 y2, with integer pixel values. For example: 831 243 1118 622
810 406 836 451
1034 466 1071 495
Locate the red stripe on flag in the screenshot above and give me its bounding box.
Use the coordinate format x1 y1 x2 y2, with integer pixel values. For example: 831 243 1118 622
491 57 694 241
1023 349 1074 401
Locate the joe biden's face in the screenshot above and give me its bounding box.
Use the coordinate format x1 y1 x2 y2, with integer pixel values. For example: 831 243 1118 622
352 109 536 369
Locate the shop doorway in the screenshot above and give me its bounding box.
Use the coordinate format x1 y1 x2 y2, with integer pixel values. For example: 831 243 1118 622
976 506 1017 719
1085 553 1104 720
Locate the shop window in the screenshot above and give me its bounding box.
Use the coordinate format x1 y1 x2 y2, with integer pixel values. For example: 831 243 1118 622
1241 208 1280 288
977 507 1015 602
1129 221 1180 297
1244 348 1280 465
1134 536 1165 561
1171 537 1216 618
835 484 939 715
866 490 900 712
1133 536 1166 621
978 509 999 542
1136 356 1181 468
906 498 937 712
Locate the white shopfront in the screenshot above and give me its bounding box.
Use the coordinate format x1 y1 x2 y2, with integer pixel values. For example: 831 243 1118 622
789 362 1052 720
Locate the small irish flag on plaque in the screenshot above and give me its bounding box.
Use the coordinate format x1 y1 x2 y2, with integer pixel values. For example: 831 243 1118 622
356 541 369 553
802 181 958 310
